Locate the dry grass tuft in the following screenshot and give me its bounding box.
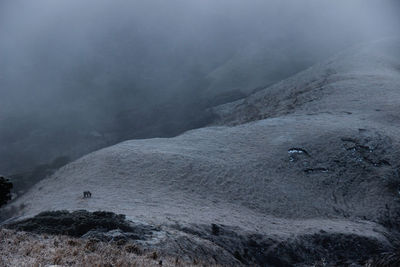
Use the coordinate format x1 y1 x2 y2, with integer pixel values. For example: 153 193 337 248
125 244 142 255
0 228 220 266
149 251 158 260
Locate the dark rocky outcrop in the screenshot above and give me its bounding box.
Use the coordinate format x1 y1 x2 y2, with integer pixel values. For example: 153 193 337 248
5 210 158 241
171 223 390 266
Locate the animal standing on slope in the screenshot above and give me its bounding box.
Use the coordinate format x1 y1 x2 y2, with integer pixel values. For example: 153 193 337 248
83 191 92 198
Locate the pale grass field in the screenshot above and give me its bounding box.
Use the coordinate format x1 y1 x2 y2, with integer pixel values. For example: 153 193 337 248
0 229 218 267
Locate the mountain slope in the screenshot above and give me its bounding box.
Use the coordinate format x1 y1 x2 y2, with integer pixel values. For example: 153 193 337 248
6 39 400 265
212 39 400 125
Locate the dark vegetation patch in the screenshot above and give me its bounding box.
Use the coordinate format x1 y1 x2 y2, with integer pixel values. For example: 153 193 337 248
172 223 389 266
368 249 400 266
274 232 387 266
0 176 13 208
5 210 158 241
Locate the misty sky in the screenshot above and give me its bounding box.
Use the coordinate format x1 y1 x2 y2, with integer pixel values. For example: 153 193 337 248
0 0 399 174
1 0 398 111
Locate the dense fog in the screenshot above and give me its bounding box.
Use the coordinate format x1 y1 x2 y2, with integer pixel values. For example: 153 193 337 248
0 0 399 177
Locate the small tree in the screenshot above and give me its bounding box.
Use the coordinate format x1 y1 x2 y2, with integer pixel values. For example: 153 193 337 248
0 176 13 207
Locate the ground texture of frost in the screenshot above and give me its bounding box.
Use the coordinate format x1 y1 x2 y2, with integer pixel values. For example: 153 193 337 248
6 39 400 265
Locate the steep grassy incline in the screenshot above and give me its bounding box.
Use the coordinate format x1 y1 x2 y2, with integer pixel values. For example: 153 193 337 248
5 39 400 265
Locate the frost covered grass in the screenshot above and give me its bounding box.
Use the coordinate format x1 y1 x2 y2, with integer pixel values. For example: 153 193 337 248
0 228 217 267
4 39 400 266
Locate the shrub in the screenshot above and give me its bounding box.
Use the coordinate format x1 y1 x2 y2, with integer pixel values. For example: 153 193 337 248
0 176 13 207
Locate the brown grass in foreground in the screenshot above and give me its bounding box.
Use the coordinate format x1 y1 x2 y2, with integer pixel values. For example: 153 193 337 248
0 229 219 267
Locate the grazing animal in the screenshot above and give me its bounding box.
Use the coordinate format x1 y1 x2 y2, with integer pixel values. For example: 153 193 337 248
83 191 92 198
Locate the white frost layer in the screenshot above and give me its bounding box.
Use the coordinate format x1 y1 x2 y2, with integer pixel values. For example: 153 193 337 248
10 39 400 242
